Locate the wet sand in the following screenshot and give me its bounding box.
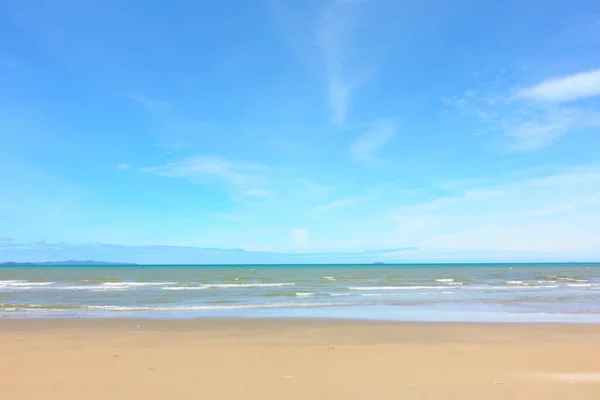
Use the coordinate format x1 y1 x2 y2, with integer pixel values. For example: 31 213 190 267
2 319 600 399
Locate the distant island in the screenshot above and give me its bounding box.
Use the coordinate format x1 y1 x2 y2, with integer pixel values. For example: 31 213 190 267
0 260 137 266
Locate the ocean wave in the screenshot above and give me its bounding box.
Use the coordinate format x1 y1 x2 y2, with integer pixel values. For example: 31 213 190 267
2 300 373 312
204 283 295 288
101 282 175 287
322 276 336 281
505 281 532 286
464 285 559 290
295 292 315 297
1 281 296 291
348 286 450 291
0 281 55 287
82 278 124 283
547 276 587 282
0 284 133 292
163 282 295 290
435 279 454 282
49 285 133 291
0 303 86 310
81 301 359 311
566 283 597 288
359 291 457 297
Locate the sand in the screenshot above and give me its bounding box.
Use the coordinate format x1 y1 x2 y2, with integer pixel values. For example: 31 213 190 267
2 319 600 399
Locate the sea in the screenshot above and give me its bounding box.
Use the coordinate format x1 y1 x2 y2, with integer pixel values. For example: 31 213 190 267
2 263 600 322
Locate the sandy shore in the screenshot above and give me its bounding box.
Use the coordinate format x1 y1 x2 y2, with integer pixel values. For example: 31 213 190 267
2 319 600 399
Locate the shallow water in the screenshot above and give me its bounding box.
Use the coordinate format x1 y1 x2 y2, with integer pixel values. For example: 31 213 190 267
2 263 600 322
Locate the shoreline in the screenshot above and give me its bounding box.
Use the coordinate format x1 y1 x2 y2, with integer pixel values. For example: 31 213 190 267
4 315 600 327
3 317 600 342
4 307 600 324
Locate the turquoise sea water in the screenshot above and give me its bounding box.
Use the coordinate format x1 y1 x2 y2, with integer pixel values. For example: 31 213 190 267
2 263 600 322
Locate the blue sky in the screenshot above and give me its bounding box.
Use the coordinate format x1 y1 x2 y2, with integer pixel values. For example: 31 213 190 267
2 0 600 263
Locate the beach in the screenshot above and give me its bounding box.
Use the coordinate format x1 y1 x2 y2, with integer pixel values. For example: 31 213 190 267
2 319 600 399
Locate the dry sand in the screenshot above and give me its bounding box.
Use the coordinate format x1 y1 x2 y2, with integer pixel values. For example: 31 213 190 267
2 319 600 399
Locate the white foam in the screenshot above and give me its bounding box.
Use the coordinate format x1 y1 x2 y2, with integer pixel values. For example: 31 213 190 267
101 282 174 287
0 282 57 291
360 291 456 297
203 283 295 288
464 285 559 290
505 281 531 286
0 281 54 287
567 283 594 287
322 276 336 281
50 285 132 291
435 279 454 282
295 292 315 297
83 301 357 312
348 286 449 291
550 277 588 282
163 282 295 290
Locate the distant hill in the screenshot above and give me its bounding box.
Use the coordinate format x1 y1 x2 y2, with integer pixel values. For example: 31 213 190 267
0 260 137 266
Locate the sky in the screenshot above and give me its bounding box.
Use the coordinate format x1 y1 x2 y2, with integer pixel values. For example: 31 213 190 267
2 0 600 263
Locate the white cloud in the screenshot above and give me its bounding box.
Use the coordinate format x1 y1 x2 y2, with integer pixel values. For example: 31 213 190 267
448 82 600 151
116 163 131 170
206 211 244 223
241 188 272 198
128 91 169 112
514 69 600 103
316 0 364 124
392 165 600 253
313 193 378 213
327 79 353 125
290 228 311 252
351 120 395 160
505 107 591 151
141 155 269 195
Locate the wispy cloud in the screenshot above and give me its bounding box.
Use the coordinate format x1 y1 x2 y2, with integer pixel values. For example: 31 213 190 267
448 68 600 151
115 163 131 170
206 211 244 223
289 228 311 252
241 188 272 198
128 91 169 112
514 69 600 103
313 193 379 213
506 106 598 151
0 236 16 247
393 165 600 252
316 0 365 125
0 239 421 264
141 155 270 196
350 119 395 160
